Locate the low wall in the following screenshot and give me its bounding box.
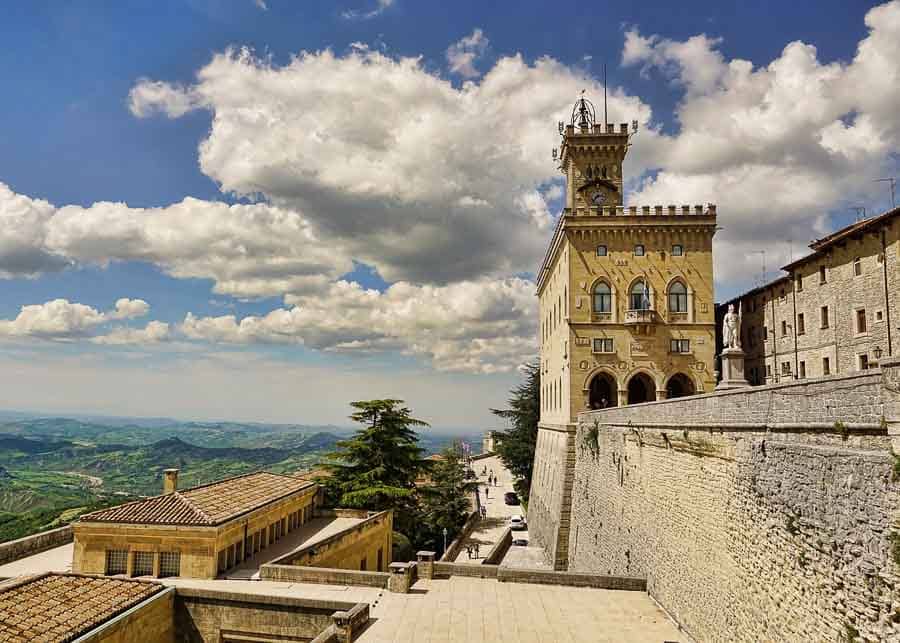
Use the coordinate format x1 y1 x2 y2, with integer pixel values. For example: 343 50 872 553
496 567 645 590
0 525 73 566
482 528 511 565
439 504 481 562
309 603 370 643
433 561 499 579
567 365 900 642
78 587 175 643
174 586 358 643
273 510 392 573
260 563 389 588
526 423 575 570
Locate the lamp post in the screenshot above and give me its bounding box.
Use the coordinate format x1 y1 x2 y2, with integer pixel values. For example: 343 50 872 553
442 528 447 555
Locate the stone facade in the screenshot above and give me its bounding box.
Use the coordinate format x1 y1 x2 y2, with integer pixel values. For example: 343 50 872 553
721 206 899 386
531 97 718 570
270 509 393 573
566 363 900 642
73 473 319 580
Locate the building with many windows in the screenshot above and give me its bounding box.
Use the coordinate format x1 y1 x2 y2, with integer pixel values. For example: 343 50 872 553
718 206 899 384
73 470 321 579
537 96 718 426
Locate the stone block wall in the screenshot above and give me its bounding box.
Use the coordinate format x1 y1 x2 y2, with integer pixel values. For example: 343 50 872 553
526 424 575 570
567 366 900 642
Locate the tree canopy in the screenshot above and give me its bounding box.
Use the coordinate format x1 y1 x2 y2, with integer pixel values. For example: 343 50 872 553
490 361 539 501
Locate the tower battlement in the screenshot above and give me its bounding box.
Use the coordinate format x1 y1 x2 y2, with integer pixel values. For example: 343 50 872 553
566 204 717 217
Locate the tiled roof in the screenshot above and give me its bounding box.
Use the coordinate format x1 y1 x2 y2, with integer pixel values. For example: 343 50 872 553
79 471 315 527
0 573 163 642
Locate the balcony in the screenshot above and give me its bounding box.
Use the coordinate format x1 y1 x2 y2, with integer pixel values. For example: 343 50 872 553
624 309 658 325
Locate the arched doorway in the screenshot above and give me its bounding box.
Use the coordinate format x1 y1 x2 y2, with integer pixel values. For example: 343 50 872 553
666 373 696 399
588 372 618 409
627 372 656 405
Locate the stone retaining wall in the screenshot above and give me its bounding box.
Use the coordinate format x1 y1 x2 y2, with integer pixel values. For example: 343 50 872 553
482 528 512 565
566 364 900 642
526 423 575 570
0 525 72 566
496 567 645 590
259 563 389 588
433 561 499 579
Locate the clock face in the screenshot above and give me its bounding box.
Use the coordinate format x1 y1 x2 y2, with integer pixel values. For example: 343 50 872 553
591 191 605 205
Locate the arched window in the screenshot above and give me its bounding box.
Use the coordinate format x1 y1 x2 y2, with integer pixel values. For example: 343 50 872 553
668 281 688 313
593 282 611 313
630 280 650 311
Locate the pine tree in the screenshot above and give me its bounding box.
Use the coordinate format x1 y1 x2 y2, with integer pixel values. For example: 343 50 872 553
322 399 428 509
419 442 478 554
490 361 540 501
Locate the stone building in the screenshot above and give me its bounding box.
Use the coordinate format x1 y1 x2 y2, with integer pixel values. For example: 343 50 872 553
73 470 320 579
531 96 717 569
719 206 899 384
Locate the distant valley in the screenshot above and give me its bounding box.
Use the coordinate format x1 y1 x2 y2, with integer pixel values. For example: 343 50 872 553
0 414 481 543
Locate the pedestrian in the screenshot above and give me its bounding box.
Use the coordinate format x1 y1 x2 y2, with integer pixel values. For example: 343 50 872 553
466 544 472 559
484 486 489 499
474 543 480 559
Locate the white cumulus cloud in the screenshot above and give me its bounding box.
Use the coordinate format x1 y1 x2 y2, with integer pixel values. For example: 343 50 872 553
446 28 489 79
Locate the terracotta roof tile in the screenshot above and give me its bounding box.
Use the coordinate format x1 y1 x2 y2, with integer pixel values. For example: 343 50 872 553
80 471 314 526
0 574 162 642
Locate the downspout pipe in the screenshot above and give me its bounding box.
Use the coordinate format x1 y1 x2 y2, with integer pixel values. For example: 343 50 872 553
882 228 893 357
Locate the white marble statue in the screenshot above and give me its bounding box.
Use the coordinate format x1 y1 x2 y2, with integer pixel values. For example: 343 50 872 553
722 303 742 350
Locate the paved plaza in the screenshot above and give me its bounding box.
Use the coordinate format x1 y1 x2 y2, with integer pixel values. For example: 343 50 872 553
453 455 520 562
358 575 683 643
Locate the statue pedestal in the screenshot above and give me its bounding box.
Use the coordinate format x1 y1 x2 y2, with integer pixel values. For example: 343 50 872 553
716 348 750 390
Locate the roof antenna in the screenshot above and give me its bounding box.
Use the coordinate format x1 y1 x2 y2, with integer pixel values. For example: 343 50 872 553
603 62 608 127
850 206 867 222
874 177 896 209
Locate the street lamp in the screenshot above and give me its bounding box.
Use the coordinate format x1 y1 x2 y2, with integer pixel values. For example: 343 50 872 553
442 528 447 555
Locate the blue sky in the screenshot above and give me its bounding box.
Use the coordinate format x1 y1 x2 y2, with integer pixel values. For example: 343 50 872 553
0 1 897 428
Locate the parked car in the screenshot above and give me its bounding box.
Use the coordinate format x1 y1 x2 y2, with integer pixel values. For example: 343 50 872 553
503 492 520 505
512 536 529 546
509 514 527 531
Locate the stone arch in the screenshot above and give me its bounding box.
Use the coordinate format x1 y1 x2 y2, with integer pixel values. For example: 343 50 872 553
624 369 658 405
665 372 696 399
585 370 618 409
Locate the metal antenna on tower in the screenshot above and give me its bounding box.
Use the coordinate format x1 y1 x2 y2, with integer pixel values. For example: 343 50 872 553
874 177 896 208
603 63 608 127
850 206 867 222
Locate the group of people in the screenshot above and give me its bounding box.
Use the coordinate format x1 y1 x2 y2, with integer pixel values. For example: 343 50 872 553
465 542 481 559
481 466 499 487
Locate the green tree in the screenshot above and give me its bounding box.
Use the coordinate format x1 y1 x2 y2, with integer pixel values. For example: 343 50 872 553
321 399 428 537
491 361 539 501
419 442 478 555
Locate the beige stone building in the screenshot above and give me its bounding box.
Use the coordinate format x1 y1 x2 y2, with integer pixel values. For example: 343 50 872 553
538 96 718 425
73 470 320 580
720 206 899 383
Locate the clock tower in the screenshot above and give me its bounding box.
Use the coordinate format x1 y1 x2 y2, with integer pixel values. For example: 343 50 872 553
557 96 632 210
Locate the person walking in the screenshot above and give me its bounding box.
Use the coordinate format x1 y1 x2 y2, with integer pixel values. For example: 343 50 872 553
484 486 489 499
474 543 480 559
466 544 472 559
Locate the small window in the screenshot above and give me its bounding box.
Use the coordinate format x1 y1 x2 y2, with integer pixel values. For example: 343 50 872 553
779 289 786 302
781 320 787 337
819 266 827 284
762 325 768 341
853 257 862 276
360 557 367 571
766 364 772 378
799 361 806 379
820 306 829 329
105 550 128 576
781 361 792 376
593 338 614 353
856 309 867 334
795 273 803 292
671 244 683 256
633 244 645 256
670 339 690 353
823 357 831 376
668 281 688 313
859 354 869 371
876 310 884 322
797 313 805 335
596 245 608 257
593 282 611 313
132 551 154 577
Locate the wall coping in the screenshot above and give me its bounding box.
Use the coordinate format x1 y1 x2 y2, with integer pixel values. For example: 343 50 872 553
581 369 883 420
73 586 174 643
0 525 74 565
259 563 389 588
173 585 361 612
269 509 391 567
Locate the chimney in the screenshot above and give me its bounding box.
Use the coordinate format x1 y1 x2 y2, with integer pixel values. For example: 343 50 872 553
163 469 179 495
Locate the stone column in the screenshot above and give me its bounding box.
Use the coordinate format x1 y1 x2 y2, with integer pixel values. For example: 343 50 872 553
617 388 628 406
416 551 435 580
388 562 413 593
332 604 369 643
655 389 667 401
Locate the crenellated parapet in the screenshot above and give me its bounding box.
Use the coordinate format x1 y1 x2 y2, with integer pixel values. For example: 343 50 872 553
565 204 717 217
